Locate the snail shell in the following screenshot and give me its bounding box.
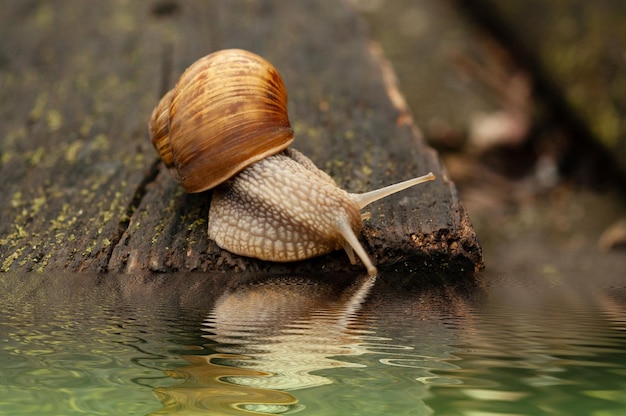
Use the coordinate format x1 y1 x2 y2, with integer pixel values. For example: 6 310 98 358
149 49 294 192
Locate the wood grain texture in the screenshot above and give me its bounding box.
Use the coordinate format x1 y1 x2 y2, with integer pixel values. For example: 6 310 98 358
0 0 483 275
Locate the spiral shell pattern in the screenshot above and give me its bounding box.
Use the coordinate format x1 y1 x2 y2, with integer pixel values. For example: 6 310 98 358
149 49 294 192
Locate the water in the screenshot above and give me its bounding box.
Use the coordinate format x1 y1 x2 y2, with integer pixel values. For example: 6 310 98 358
1 272 625 415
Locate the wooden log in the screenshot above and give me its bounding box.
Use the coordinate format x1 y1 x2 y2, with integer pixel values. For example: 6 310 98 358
0 0 483 275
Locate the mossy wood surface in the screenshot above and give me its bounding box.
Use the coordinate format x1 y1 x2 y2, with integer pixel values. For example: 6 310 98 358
0 0 483 274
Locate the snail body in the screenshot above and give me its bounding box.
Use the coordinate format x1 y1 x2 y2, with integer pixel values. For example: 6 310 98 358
149 49 435 276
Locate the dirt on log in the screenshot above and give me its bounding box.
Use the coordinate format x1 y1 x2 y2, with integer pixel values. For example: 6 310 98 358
0 0 483 275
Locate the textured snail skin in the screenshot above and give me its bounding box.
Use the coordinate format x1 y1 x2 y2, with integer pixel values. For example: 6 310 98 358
206 148 436 276
208 149 362 263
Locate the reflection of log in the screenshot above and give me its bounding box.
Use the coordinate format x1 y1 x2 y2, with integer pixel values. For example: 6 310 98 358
0 1 483 274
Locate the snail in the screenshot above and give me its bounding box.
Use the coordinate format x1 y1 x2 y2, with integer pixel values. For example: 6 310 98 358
149 49 435 276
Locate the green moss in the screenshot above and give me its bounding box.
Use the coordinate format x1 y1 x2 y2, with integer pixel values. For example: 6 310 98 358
31 194 47 216
46 109 63 132
1 150 14 165
35 252 52 272
152 189 183 245
10 191 23 209
28 92 48 122
92 133 110 151
187 218 206 231
83 241 96 255
1 247 25 272
28 147 46 167
15 224 28 239
65 140 84 163
49 204 76 231
361 164 373 178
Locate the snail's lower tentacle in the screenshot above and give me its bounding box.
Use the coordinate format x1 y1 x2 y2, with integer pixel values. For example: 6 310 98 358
336 215 377 277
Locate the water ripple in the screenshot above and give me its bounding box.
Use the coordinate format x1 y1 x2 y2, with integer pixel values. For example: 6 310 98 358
2 272 626 415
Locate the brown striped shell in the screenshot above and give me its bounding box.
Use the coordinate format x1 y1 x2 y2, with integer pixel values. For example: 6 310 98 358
149 49 294 193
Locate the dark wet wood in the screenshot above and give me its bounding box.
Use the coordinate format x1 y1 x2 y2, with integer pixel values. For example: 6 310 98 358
0 0 483 275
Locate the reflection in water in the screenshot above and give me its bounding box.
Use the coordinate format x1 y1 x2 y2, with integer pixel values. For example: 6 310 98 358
0 274 212 416
1 272 626 415
423 274 626 415
206 276 377 390
152 353 298 415
156 275 381 414
155 274 480 415
154 272 626 416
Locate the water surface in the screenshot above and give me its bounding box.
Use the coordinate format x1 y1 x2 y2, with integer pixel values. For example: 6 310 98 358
1 272 625 415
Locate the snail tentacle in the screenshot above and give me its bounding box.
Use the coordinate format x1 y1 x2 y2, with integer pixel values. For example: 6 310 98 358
336 214 378 277
349 172 436 209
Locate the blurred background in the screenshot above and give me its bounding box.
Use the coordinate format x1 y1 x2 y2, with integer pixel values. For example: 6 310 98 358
351 0 626 278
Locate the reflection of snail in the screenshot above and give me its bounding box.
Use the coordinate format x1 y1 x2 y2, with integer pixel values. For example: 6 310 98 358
149 49 435 275
154 276 377 414
204 275 378 392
